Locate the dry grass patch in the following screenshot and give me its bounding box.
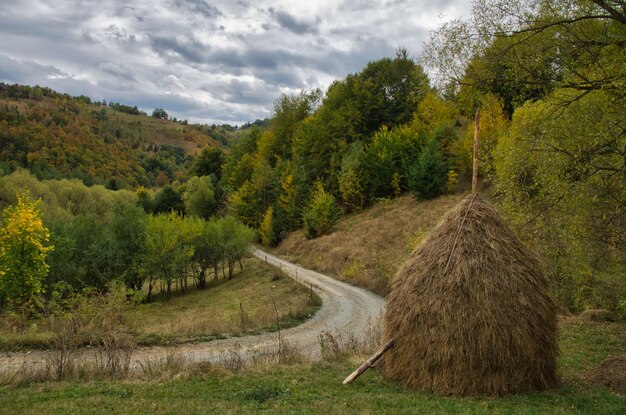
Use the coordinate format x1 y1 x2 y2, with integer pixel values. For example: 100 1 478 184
132 257 320 345
275 194 464 295
0 257 320 350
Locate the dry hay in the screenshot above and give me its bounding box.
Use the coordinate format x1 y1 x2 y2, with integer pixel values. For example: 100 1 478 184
578 356 626 394
382 194 559 396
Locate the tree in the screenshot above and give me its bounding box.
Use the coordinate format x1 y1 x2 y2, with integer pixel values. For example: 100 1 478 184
339 142 367 211
152 108 168 119
408 138 447 200
136 186 155 213
188 218 223 288
494 88 625 313
46 214 113 292
141 213 193 300
259 206 275 246
302 181 342 239
183 175 217 219
109 203 147 291
153 185 184 214
192 147 224 179
424 0 626 110
0 193 53 308
219 217 254 279
257 90 322 166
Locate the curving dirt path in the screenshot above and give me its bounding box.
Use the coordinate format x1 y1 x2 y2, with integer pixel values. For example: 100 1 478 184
0 249 386 373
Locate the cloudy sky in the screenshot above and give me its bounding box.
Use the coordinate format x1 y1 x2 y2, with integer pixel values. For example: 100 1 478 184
0 0 470 124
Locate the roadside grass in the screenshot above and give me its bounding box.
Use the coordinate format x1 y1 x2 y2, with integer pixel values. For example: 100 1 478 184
132 258 321 346
274 194 465 296
0 320 623 415
0 257 321 350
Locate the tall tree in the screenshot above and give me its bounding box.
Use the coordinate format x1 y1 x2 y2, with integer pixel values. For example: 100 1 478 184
0 194 53 308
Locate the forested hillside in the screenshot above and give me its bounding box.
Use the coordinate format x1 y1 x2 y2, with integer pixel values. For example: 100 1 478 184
0 83 248 188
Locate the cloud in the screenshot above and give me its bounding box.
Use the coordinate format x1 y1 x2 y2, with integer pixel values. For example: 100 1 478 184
149 35 209 64
268 8 319 34
174 0 222 18
0 0 471 124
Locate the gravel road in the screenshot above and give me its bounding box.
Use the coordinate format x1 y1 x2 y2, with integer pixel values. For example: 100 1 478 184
0 249 386 373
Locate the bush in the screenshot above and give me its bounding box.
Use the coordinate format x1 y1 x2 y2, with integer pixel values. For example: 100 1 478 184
407 138 447 200
302 181 341 239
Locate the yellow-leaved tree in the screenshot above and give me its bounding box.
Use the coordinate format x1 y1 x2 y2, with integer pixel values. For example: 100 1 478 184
0 193 53 309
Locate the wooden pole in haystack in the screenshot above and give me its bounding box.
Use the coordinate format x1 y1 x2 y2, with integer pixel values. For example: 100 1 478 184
343 338 395 385
472 108 480 194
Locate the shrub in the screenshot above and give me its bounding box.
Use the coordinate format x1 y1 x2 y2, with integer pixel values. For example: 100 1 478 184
302 181 341 239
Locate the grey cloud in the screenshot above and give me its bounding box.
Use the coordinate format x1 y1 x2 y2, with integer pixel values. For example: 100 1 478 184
269 8 319 35
150 35 209 64
174 0 222 18
98 62 138 83
209 79 278 105
0 55 68 84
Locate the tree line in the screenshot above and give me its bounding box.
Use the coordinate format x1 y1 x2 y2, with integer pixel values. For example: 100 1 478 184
0 171 254 311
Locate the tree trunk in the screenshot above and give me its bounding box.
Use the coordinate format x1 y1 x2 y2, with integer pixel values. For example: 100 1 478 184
198 269 207 289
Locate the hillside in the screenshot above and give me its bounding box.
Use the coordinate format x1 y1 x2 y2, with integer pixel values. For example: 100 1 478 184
273 193 465 296
0 83 244 188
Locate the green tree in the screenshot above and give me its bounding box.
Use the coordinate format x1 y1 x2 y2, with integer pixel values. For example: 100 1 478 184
228 180 263 229
46 214 112 292
109 203 147 291
259 206 275 246
152 108 168 119
187 218 223 288
302 181 342 239
141 212 193 300
192 147 224 179
425 0 626 111
338 142 367 211
136 186 154 213
153 185 184 214
183 176 217 219
0 193 53 308
219 217 254 279
494 89 625 314
408 138 447 200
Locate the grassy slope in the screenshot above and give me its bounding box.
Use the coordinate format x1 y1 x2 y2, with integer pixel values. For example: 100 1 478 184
1 321 624 414
275 194 465 296
7 96 228 156
99 108 223 156
0 258 320 349
132 258 321 345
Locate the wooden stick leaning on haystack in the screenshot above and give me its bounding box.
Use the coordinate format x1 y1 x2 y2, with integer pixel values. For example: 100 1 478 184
342 339 395 385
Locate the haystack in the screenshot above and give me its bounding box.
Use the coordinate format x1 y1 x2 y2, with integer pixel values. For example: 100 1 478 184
382 193 558 396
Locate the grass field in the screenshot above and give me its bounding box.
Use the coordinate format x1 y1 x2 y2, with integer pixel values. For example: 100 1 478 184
275 194 465 296
0 320 623 414
0 257 321 350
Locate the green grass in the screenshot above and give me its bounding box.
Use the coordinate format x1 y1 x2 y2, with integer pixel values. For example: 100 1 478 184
0 258 321 350
0 321 623 414
558 320 626 378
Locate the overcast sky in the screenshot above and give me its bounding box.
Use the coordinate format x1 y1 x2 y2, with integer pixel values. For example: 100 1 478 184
0 0 470 125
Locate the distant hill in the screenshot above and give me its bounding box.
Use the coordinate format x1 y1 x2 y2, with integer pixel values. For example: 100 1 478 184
0 83 261 188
